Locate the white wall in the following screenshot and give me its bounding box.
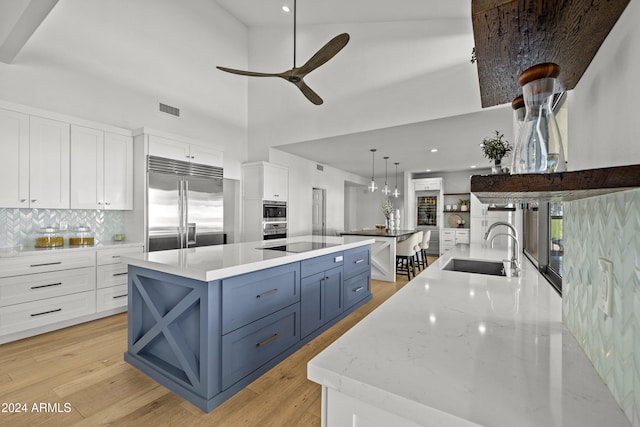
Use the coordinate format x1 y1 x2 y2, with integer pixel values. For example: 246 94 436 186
0 0 250 178
568 1 640 170
269 148 368 237
248 19 479 161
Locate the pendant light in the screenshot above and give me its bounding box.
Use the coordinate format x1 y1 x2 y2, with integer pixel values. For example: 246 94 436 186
368 149 378 192
382 157 391 195
393 162 400 198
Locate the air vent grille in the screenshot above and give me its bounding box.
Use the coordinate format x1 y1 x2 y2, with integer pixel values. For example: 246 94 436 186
159 103 180 117
148 156 223 179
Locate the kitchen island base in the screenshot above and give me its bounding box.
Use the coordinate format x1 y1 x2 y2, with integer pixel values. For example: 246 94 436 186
124 242 372 413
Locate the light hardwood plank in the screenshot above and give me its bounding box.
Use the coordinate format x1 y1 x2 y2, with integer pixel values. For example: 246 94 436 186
0 269 423 426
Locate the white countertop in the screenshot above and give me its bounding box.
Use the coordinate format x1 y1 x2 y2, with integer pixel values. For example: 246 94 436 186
121 235 375 282
307 244 629 427
0 241 144 258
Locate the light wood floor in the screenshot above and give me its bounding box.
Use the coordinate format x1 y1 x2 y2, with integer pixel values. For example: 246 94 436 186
0 259 435 427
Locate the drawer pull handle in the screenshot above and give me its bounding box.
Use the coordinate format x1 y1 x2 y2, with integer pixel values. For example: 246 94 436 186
30 261 62 267
112 294 128 299
112 272 128 277
354 259 365 264
30 282 62 290
30 308 62 317
112 255 121 259
353 286 364 293
257 289 279 299
256 333 280 348
334 255 343 262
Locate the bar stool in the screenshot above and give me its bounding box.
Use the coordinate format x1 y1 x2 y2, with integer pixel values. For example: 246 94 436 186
417 230 431 270
412 231 423 272
396 233 419 280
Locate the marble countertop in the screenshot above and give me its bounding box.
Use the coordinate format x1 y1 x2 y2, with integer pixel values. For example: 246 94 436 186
0 241 144 258
307 244 629 427
121 235 375 282
340 229 417 238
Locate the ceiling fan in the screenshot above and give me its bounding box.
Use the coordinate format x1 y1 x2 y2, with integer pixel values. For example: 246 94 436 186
216 0 350 105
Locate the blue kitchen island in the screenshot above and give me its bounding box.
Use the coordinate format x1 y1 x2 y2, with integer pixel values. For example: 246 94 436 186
121 236 374 413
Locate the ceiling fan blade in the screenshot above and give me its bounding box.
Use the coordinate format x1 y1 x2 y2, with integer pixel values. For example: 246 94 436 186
293 80 324 105
216 66 280 77
298 33 350 75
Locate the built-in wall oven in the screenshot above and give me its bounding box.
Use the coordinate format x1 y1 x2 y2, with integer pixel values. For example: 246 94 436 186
263 200 287 240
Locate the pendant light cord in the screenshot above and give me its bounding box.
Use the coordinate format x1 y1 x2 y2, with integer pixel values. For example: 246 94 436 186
293 0 297 68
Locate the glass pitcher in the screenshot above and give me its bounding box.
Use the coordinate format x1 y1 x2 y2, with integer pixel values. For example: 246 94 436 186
512 63 566 174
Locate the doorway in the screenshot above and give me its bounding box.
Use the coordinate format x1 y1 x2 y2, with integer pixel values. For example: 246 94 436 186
312 188 326 236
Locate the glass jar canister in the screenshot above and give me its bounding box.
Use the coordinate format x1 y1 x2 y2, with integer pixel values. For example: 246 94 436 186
69 225 94 246
512 63 566 174
35 226 64 248
510 95 525 174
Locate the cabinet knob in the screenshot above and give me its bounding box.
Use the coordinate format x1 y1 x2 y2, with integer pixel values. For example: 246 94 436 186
105 202 111 206
98 201 103 205
20 199 27 203
30 199 37 203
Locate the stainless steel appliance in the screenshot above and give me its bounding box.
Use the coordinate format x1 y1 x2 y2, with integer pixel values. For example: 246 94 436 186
263 200 287 222
147 156 225 252
416 191 440 255
263 222 287 240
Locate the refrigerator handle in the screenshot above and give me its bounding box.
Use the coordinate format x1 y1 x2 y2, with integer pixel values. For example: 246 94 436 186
179 179 186 248
187 222 197 246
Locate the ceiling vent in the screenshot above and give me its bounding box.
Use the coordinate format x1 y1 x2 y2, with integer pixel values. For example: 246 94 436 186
159 103 180 117
316 164 324 171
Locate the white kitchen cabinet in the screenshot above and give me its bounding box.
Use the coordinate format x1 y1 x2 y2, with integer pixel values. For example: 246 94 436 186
70 125 133 210
29 116 70 209
242 162 288 201
470 193 514 247
148 134 223 168
440 228 470 255
96 245 142 312
0 108 29 208
412 178 442 191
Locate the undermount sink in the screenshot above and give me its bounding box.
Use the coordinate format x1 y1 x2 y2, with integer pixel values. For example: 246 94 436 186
443 258 506 277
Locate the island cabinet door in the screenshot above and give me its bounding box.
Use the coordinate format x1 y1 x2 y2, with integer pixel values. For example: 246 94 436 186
221 263 300 335
300 266 343 339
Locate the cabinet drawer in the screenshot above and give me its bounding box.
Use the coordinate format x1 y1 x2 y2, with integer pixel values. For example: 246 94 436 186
0 251 95 278
0 291 96 336
301 252 344 278
343 247 370 279
97 264 128 289
221 303 299 390
222 263 300 334
0 267 96 307
344 271 371 309
455 235 470 244
455 230 470 237
441 229 456 238
97 284 128 312
97 246 143 265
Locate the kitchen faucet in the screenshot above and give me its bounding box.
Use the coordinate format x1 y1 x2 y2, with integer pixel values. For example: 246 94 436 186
484 221 520 277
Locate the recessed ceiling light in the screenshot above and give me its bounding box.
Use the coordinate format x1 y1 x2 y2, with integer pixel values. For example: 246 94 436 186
470 165 477 169
282 5 290 12
430 148 438 153
425 169 432 172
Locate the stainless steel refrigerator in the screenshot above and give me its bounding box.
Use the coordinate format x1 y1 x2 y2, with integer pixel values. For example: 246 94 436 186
147 156 224 252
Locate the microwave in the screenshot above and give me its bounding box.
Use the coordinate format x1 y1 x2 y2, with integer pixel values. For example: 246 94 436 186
263 200 287 222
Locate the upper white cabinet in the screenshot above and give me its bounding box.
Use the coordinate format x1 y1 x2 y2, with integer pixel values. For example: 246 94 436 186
0 108 29 208
148 134 223 168
70 125 133 210
29 116 70 209
412 178 442 192
242 162 288 201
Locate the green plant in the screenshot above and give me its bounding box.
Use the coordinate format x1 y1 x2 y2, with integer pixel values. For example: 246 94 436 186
459 199 470 206
481 131 512 161
382 199 393 219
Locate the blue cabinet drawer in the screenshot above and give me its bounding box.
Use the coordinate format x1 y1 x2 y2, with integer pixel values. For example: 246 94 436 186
301 253 344 278
343 247 370 279
344 270 371 309
222 264 300 334
221 303 299 390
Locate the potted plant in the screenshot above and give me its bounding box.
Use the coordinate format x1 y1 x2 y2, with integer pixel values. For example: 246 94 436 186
459 198 470 211
481 131 512 173
382 199 394 230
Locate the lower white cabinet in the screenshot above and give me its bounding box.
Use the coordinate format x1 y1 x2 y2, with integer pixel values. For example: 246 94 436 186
440 228 470 255
0 244 143 343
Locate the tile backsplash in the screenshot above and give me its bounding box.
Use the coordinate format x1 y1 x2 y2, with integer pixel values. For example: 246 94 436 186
563 188 640 427
0 208 125 248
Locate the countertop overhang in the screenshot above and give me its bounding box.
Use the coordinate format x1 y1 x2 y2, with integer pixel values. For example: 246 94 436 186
121 235 375 282
307 244 629 426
